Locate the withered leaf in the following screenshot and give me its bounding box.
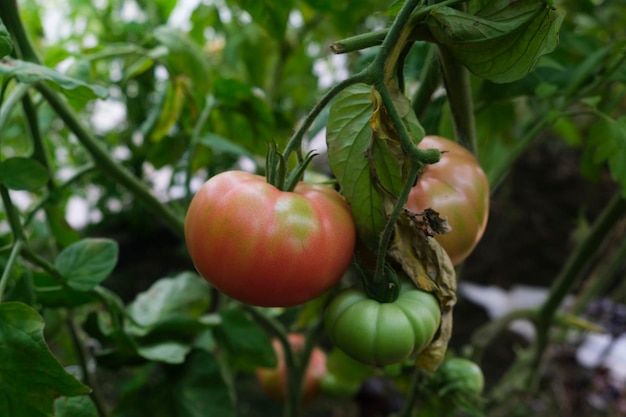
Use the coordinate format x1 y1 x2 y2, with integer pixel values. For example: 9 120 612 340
387 211 457 372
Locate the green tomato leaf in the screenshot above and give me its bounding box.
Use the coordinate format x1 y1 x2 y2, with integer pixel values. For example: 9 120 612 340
587 115 626 197
326 84 405 248
0 302 91 417
0 157 49 190
212 308 277 370
55 238 119 291
0 19 13 59
0 58 108 99
54 396 98 417
127 272 212 333
427 0 564 83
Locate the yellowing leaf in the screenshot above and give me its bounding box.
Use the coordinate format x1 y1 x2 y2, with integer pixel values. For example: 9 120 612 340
388 212 457 372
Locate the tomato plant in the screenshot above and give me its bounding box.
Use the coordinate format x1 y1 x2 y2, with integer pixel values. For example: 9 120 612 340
407 135 490 265
184 170 356 307
256 333 327 404
324 283 441 366
3 0 625 415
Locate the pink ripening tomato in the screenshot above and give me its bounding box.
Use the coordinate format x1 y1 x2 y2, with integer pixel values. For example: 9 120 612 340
256 333 327 403
407 136 489 265
184 170 356 307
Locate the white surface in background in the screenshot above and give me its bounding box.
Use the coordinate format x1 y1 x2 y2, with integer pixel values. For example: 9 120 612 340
460 282 626 383
460 282 555 340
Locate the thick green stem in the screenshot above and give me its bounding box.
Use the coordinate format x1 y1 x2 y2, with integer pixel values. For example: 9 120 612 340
329 0 466 55
371 82 443 285
36 83 185 237
0 0 40 62
437 45 477 154
374 161 421 284
371 0 421 75
529 194 626 389
330 29 388 54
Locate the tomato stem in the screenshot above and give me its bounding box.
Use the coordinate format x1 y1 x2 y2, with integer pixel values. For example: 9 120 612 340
411 44 440 119
0 238 23 302
437 44 478 155
372 161 421 286
397 368 427 417
282 73 368 162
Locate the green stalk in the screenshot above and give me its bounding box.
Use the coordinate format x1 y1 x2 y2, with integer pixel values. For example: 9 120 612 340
328 0 467 55
0 83 31 136
241 305 302 417
411 44 440 119
185 94 215 202
437 45 477 155
66 313 110 417
398 368 426 417
0 184 26 241
36 83 185 237
23 164 96 227
0 0 40 63
0 239 23 301
330 29 388 54
529 194 626 390
282 73 368 161
571 226 626 315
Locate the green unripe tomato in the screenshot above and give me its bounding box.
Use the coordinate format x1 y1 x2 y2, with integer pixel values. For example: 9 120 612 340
324 286 441 366
438 357 484 395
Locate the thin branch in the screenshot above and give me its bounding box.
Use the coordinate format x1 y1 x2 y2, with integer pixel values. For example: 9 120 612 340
528 194 626 390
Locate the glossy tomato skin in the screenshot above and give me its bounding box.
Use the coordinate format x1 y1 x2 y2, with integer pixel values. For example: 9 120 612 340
184 171 356 307
324 285 441 366
407 136 489 265
256 334 327 403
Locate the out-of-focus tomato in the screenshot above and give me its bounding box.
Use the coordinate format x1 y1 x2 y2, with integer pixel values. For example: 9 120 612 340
256 333 327 403
407 136 489 265
437 357 484 395
184 170 356 307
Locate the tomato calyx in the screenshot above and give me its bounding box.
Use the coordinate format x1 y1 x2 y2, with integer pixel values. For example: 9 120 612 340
358 262 400 303
265 142 317 192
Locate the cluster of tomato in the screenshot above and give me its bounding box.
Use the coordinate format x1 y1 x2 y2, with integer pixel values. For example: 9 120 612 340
184 136 489 399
